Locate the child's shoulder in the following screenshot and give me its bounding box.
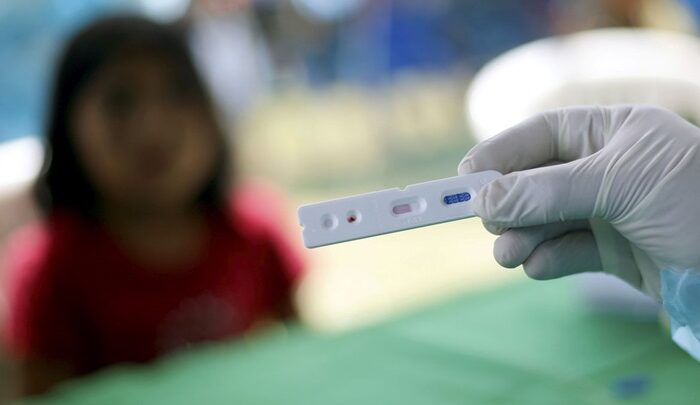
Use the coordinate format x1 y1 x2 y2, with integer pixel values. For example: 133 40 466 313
4 211 90 282
226 181 296 240
225 181 305 280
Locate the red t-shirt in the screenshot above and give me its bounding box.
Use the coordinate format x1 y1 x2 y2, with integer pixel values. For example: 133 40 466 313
3 184 304 374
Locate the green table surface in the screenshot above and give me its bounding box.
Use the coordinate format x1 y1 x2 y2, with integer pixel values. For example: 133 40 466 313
23 278 700 405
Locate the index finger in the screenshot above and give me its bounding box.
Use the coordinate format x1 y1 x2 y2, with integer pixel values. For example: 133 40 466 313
458 105 629 175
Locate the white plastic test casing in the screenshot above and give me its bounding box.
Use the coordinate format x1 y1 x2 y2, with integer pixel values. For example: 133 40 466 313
298 170 502 248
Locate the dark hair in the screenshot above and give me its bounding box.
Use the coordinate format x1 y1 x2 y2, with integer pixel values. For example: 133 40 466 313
35 15 230 217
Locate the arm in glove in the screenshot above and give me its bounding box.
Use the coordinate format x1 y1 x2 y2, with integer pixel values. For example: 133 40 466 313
458 105 700 299
458 105 700 359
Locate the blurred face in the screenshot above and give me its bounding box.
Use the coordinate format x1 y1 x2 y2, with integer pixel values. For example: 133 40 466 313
70 51 218 214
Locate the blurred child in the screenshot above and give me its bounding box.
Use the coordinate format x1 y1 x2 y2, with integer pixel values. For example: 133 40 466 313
3 15 303 396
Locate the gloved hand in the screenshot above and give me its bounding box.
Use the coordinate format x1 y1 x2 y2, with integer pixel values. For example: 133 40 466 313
458 105 700 300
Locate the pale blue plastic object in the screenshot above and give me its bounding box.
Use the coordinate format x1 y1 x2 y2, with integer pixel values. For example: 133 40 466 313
661 268 700 361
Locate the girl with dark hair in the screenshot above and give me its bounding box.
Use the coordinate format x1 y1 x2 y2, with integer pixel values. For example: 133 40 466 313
3 15 303 396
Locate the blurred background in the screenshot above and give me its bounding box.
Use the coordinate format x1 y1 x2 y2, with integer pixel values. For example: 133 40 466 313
2 0 700 401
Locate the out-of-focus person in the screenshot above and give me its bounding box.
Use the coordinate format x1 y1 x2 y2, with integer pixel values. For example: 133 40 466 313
2 15 304 397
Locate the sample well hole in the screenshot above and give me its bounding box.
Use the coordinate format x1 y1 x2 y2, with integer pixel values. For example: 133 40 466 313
321 214 338 230
346 210 361 224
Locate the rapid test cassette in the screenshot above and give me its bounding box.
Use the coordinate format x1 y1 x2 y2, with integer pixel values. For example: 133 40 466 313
298 170 502 248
